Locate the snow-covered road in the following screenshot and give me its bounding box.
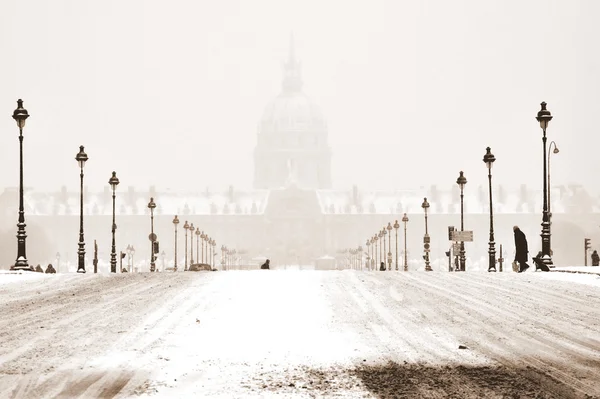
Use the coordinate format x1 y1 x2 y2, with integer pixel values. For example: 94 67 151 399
0 270 599 398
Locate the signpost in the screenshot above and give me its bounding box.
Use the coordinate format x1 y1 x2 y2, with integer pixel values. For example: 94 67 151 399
452 230 474 242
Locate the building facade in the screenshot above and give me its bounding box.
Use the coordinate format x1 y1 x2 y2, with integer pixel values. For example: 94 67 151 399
1 39 599 271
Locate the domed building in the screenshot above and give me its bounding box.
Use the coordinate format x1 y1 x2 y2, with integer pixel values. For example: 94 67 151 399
253 35 332 190
3 37 599 271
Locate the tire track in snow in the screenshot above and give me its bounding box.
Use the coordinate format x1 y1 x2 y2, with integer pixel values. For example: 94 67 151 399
400 272 600 398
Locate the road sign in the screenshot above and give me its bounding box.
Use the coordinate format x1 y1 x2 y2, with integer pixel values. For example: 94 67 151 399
452 230 473 242
149 233 157 242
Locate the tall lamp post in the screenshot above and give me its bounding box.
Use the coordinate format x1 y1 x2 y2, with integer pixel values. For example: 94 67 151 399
183 221 189 271
536 102 554 267
189 223 195 266
200 231 206 263
211 239 216 268
456 172 467 271
374 235 379 268
402 213 409 271
56 252 61 273
393 220 399 271
11 99 31 271
108 171 120 273
195 228 201 264
379 230 385 270
386 222 392 271
483 147 497 272
421 198 432 271
365 239 371 270
357 245 363 270
148 197 157 272
75 145 89 273
548 141 559 250
172 215 179 272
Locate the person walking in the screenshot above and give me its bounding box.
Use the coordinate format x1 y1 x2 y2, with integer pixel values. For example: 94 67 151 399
591 250 599 266
513 226 530 273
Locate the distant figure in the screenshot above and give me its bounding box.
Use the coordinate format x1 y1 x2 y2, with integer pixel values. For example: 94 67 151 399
379 261 386 271
35 264 44 273
592 250 600 266
513 226 530 273
45 264 56 274
260 259 270 270
121 267 128 273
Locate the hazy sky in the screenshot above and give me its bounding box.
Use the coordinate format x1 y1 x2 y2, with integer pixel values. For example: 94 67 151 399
1 0 598 195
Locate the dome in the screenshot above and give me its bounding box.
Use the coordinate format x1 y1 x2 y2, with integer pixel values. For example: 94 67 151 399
260 92 326 133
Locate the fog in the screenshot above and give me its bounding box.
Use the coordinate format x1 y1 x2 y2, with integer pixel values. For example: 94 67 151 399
1 0 598 194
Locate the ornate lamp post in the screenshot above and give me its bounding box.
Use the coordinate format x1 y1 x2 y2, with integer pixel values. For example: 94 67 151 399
56 252 61 273
393 220 399 271
108 171 120 273
374 235 379 268
211 239 216 267
421 198 432 271
172 215 179 272
75 145 89 273
130 245 136 272
148 197 157 272
456 172 467 271
11 99 31 271
402 213 409 271
189 223 195 266
483 147 497 272
195 228 201 264
200 231 206 263
548 141 559 251
365 239 371 270
221 245 226 270
357 245 363 270
379 230 385 270
183 221 189 271
536 102 554 267
386 222 393 271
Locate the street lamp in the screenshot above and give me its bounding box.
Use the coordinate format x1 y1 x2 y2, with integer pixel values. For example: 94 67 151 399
483 147 497 272
456 171 467 271
357 245 363 270
172 215 179 272
183 221 189 271
393 220 399 271
221 245 226 270
200 231 206 263
195 228 201 264
189 223 195 266
386 222 392 271
373 234 379 268
402 213 409 271
130 245 136 272
536 101 554 267
148 197 157 272
11 99 31 271
379 230 385 270
548 141 559 237
365 239 371 270
108 171 120 273
421 198 432 271
211 239 216 268
56 252 61 273
75 145 89 273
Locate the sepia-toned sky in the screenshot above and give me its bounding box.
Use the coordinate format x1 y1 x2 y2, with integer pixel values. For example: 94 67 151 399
0 0 598 195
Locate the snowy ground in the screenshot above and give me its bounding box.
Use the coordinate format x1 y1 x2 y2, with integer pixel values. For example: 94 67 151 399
0 269 599 398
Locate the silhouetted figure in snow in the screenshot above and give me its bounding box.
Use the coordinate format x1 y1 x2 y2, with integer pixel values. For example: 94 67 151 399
35 264 44 273
592 250 599 266
380 261 386 271
260 259 270 270
45 264 56 274
532 251 550 272
513 226 530 273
